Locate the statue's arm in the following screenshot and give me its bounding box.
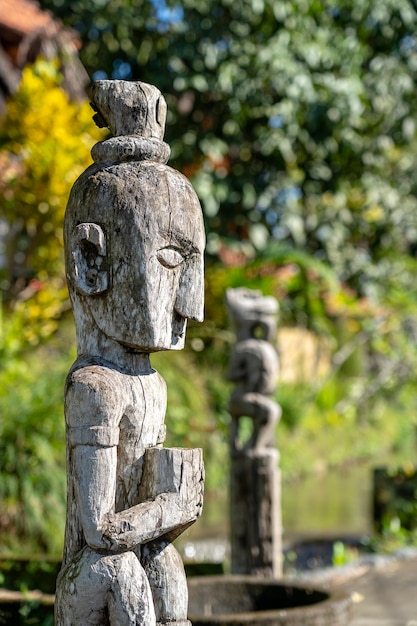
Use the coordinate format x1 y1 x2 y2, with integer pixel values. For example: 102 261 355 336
102 491 203 549
72 444 203 551
72 443 117 550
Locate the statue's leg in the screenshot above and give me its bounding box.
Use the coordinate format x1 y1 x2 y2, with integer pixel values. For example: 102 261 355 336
55 547 156 626
108 550 157 625
141 540 191 626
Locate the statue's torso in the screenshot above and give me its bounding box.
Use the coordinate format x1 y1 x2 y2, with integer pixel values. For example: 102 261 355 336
63 356 167 562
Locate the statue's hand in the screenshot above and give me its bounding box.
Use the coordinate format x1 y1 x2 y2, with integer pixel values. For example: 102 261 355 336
151 448 204 540
175 453 204 524
101 447 204 550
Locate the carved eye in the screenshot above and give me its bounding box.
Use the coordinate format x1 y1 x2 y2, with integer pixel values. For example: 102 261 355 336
157 247 185 269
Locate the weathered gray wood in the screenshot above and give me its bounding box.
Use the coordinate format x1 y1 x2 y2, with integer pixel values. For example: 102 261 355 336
55 80 205 626
226 288 282 578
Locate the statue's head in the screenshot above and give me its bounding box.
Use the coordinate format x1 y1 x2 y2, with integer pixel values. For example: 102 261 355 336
65 162 204 353
64 80 205 354
226 287 278 343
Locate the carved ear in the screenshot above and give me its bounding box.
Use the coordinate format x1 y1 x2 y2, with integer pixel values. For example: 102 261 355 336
71 223 108 295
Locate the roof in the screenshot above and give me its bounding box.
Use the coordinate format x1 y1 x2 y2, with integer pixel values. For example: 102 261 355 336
0 0 52 42
0 0 89 112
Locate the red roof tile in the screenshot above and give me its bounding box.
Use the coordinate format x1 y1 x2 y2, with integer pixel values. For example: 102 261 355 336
0 0 52 39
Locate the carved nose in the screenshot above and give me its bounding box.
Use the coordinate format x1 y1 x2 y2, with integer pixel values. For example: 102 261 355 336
175 256 204 322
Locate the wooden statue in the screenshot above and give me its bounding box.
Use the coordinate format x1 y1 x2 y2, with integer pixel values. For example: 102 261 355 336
55 80 205 626
226 287 282 578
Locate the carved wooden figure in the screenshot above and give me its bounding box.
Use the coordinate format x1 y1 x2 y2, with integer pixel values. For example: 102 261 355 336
55 81 205 626
226 287 282 578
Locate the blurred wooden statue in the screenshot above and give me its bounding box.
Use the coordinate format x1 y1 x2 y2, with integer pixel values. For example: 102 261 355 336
55 80 205 626
226 287 282 577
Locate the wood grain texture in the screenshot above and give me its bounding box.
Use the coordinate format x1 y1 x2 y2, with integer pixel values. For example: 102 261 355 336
226 288 282 578
56 80 205 626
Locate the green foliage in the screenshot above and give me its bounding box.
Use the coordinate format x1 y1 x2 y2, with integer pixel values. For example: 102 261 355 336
34 0 417 451
365 520 417 556
203 244 417 425
152 349 229 492
0 65 109 556
0 336 72 555
278 380 417 479
0 557 60 593
332 540 359 567
0 62 106 554
0 60 105 351
373 465 417 535
30 3 417 441
39 1 417 286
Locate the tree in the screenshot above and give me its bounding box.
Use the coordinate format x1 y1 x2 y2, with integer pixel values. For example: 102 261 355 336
39 0 417 293
37 0 417 416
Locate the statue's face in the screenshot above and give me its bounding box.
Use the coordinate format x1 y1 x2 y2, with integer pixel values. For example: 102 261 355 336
67 163 205 352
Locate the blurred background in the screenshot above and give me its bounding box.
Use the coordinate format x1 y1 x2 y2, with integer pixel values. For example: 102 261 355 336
2 0 417 563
